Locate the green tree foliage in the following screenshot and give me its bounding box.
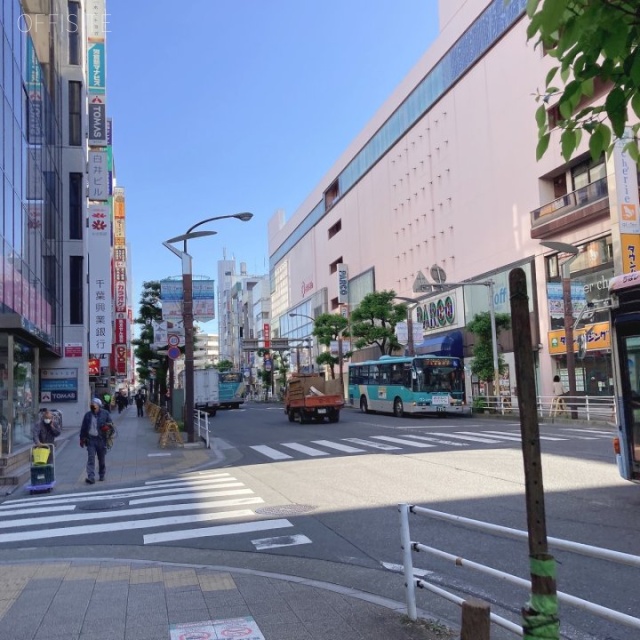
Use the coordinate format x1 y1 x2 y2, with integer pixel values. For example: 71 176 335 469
526 0 640 161
132 281 167 392
349 291 407 356
216 359 234 371
312 313 349 379
466 312 511 383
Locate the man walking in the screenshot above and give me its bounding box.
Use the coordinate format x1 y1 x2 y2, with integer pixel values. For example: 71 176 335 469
134 391 145 417
80 398 113 484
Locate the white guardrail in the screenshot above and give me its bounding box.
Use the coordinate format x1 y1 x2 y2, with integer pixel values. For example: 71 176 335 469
194 410 211 448
399 503 640 637
474 395 616 423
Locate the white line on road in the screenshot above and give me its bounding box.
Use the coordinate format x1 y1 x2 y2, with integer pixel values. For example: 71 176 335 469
402 434 469 447
251 534 312 550
457 431 522 442
0 496 263 530
281 443 330 456
144 518 293 544
249 445 293 460
0 509 256 544
428 432 502 443
145 471 232 485
342 438 401 451
128 487 254 505
371 436 435 448
311 440 365 453
481 430 568 442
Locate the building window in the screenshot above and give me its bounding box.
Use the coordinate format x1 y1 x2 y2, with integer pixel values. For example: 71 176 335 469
68 81 82 146
328 220 342 239
69 256 83 324
68 2 81 65
329 256 343 275
69 172 83 239
571 157 606 191
324 180 340 209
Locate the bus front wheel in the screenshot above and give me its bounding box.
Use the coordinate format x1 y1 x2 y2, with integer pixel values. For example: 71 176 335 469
393 398 404 418
360 397 369 414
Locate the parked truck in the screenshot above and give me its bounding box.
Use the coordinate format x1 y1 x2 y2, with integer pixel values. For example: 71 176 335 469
284 374 344 424
189 369 220 416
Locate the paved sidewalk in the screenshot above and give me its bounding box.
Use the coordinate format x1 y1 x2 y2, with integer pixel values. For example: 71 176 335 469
0 405 453 640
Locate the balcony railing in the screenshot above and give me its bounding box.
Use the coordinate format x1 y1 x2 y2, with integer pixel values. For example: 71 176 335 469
531 177 609 227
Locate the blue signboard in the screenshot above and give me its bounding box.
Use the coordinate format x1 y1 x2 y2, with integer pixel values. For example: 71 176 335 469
87 41 106 93
40 368 78 404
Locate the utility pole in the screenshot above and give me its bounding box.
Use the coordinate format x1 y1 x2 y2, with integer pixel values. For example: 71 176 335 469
509 267 559 639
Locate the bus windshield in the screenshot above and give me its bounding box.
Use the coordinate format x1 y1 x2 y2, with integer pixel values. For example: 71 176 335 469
415 361 465 395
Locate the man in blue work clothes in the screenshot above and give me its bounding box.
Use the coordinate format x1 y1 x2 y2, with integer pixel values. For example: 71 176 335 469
79 398 113 484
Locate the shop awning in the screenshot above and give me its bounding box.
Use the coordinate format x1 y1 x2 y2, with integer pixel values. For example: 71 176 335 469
414 330 463 358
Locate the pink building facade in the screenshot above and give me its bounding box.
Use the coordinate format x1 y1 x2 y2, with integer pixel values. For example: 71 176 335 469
268 0 631 401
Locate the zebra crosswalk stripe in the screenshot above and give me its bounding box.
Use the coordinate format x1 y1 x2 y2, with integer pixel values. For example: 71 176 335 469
281 443 330 456
311 440 365 453
249 445 292 460
370 436 435 448
428 432 502 443
343 438 401 450
481 430 568 442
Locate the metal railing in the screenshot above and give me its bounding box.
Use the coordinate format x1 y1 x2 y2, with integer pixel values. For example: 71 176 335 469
471 394 615 423
399 503 640 637
531 177 608 226
194 409 211 448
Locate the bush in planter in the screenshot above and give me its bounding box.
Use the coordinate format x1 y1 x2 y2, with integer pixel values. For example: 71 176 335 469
472 396 487 413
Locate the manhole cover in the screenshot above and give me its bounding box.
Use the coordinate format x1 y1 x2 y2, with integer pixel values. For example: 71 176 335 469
255 504 315 516
78 501 128 511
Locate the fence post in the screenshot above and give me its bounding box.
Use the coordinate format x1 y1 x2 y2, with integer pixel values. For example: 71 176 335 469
461 598 491 640
399 503 417 621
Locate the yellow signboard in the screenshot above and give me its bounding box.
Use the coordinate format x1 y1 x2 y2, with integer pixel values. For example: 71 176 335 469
548 322 611 355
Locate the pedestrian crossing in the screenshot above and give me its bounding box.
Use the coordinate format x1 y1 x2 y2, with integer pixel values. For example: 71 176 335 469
0 471 306 550
247 428 613 461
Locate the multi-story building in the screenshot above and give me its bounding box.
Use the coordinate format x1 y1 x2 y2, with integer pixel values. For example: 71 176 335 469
1 1 127 477
268 0 628 400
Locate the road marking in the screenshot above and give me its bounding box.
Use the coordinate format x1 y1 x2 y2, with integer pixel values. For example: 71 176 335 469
402 434 469 447
0 509 257 544
428 432 502 443
249 445 293 460
342 438 402 450
481 430 568 442
0 496 263 530
128 487 254 505
311 440 365 453
382 561 433 577
251 534 312 550
0 504 77 517
370 435 435 448
281 443 330 456
144 518 293 544
561 428 612 437
147 453 171 457
145 471 232 485
458 431 521 442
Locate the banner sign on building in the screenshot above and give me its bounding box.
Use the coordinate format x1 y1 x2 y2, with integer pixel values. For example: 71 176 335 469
263 323 271 349
87 40 106 94
86 0 107 39
88 358 100 376
548 322 611 355
64 343 83 358
337 264 349 304
40 368 78 403
88 97 107 146
88 204 112 354
115 318 127 344
115 344 127 376
160 279 215 321
88 151 108 200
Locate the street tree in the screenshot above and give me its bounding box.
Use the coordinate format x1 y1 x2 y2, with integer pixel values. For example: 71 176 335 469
132 281 167 395
349 291 407 356
466 311 511 389
312 313 350 379
526 0 640 161
216 359 234 371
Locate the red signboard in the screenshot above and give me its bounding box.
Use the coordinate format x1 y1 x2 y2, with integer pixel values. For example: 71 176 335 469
88 358 100 376
115 318 127 344
115 345 127 375
115 281 126 313
263 323 271 349
64 343 83 358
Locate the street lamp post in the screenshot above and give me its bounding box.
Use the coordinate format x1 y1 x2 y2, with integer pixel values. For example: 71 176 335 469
288 312 316 372
164 214 253 444
541 241 580 419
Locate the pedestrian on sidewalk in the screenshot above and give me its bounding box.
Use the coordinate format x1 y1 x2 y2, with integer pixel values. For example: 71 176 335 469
79 398 113 484
32 410 61 446
134 391 145 417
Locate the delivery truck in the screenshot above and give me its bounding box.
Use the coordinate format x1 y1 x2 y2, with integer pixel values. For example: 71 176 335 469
284 374 344 424
183 369 220 416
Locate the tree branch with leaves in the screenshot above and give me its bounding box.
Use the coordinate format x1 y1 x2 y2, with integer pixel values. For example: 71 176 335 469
349 291 407 356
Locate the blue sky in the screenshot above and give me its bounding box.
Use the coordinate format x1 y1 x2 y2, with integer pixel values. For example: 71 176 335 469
106 1 439 329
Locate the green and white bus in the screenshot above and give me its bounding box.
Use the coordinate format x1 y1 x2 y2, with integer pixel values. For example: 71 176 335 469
348 355 470 417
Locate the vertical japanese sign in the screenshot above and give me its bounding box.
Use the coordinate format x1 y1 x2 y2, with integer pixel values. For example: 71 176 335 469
88 204 112 354
113 187 127 377
263 324 271 349
337 264 349 304
608 129 640 274
88 151 109 201
86 0 107 39
87 40 106 94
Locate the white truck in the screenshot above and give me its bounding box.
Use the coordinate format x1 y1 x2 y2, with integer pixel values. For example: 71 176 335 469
189 369 220 416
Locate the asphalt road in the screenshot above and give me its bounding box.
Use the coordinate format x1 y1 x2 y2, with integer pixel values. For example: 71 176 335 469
2 403 638 639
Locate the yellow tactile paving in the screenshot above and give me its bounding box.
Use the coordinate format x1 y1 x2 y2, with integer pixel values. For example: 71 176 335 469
96 566 131 582
163 569 198 588
33 562 71 578
64 564 101 580
197 572 236 592
129 567 163 584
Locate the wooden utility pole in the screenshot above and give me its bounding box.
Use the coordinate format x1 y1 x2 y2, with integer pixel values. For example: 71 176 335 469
509 268 559 639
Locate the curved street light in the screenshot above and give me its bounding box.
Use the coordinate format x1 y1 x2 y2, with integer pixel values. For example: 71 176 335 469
163 213 253 443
